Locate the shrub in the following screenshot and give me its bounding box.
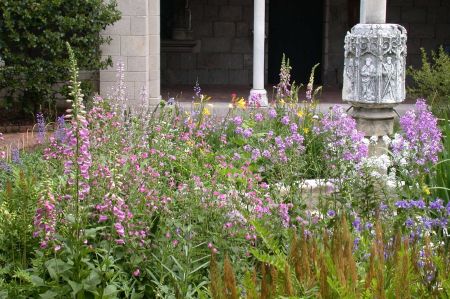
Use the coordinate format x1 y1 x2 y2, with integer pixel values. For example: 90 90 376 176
407 47 450 118
0 0 120 117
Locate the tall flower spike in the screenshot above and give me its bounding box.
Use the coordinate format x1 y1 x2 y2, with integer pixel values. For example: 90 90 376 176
66 43 91 200
36 112 46 144
276 54 292 100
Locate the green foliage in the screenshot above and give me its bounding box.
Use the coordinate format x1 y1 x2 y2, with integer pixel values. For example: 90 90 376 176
428 118 450 203
407 47 450 118
0 0 120 116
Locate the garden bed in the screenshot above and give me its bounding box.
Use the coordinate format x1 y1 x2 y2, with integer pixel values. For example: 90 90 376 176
0 55 448 298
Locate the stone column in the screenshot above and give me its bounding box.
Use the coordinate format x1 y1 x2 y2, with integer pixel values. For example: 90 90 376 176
360 0 387 24
343 0 407 155
100 0 161 106
249 0 268 106
148 0 161 104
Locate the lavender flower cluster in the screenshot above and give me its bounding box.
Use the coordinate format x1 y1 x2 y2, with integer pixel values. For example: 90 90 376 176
392 99 443 167
318 105 369 164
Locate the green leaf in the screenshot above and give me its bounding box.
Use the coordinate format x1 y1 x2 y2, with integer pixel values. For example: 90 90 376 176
39 290 58 299
103 285 118 298
68 280 83 296
45 258 72 280
0 290 8 299
30 275 46 287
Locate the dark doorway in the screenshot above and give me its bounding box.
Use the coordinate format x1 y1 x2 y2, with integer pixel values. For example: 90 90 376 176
268 0 324 85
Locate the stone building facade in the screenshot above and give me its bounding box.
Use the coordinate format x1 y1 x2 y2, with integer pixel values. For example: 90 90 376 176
100 0 450 104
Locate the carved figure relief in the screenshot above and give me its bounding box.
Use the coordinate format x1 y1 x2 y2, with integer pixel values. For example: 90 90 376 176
342 24 407 104
345 57 355 94
360 57 376 101
382 56 396 100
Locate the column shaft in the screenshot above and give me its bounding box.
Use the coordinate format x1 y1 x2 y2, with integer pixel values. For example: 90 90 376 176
250 0 268 106
360 0 386 24
253 0 265 90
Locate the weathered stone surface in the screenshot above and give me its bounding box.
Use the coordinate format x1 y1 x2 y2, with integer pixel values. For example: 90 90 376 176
102 35 121 56
193 22 213 37
118 0 148 16
236 22 250 37
231 38 251 53
219 5 242 21
343 24 407 105
214 22 236 37
401 7 427 23
121 36 148 56
131 16 148 35
409 24 435 38
202 37 231 52
128 56 147 72
104 17 131 35
229 70 249 85
352 107 396 136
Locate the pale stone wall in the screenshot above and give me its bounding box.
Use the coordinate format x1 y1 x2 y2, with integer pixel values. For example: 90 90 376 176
100 0 160 104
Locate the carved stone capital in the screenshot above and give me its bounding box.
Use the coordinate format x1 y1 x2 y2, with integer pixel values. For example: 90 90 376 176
342 24 407 105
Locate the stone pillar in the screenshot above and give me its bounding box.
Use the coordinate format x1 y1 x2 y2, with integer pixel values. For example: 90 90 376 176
343 0 407 156
148 0 161 104
100 0 161 105
360 0 387 24
249 0 268 106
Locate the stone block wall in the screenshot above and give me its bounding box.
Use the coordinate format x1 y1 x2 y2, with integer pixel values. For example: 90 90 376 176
323 0 450 88
388 0 450 68
100 0 160 104
161 0 263 87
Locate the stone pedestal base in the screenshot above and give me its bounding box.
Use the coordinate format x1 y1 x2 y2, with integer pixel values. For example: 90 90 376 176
351 104 397 156
249 89 268 107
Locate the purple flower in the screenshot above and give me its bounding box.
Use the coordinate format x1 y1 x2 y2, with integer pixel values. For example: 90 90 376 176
276 54 292 99
275 136 285 150
254 113 264 122
268 108 277 119
290 123 298 134
281 115 290 125
405 218 414 228
327 210 336 218
251 149 261 161
36 112 46 144
395 200 411 209
319 106 368 163
233 116 243 126
429 198 444 210
193 80 201 98
54 116 67 143
243 128 253 138
398 99 442 165
352 217 362 232
11 147 21 164
353 237 360 251
411 199 426 209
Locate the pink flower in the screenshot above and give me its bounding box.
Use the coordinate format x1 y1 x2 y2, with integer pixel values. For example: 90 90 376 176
133 268 141 277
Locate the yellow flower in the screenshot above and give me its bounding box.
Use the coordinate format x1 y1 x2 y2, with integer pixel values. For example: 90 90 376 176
186 140 194 147
303 128 310 134
422 185 431 195
279 98 285 105
236 98 246 109
297 110 304 118
202 107 211 116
